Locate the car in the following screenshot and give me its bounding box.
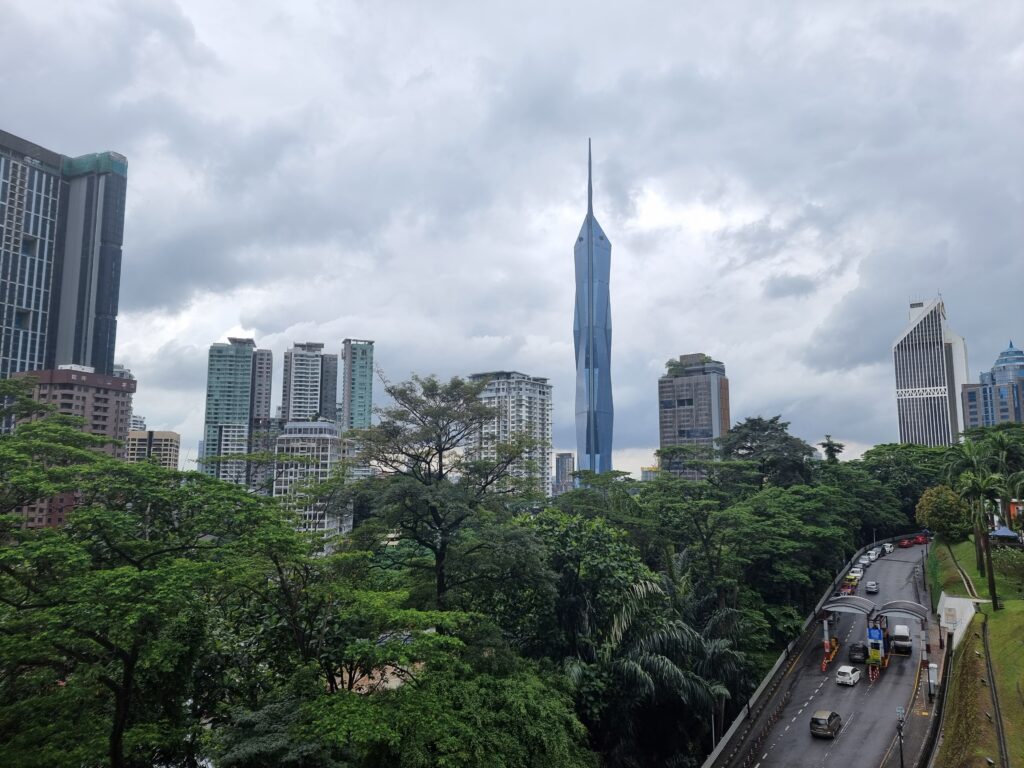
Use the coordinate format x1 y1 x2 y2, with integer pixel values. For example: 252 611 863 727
913 534 928 545
848 642 868 663
865 580 879 594
849 566 864 579
810 710 843 738
868 548 880 561
839 583 856 596
883 543 895 554
836 665 861 686
858 556 871 568
898 539 913 548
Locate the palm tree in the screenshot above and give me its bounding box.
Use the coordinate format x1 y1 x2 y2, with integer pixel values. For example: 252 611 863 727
565 580 728 766
956 470 1001 608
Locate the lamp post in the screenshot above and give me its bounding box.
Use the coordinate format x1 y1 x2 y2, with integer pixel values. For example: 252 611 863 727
896 706 906 768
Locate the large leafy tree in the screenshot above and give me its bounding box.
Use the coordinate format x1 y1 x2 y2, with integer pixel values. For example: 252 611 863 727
353 375 532 608
859 442 946 526
716 416 814 488
0 458 294 768
915 485 971 542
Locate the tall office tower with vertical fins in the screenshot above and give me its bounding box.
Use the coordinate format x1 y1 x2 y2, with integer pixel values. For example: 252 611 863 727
0 129 127 380
573 141 613 473
893 298 969 446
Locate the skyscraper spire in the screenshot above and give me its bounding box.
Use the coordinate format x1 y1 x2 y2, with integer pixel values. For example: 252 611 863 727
587 138 593 216
573 140 613 475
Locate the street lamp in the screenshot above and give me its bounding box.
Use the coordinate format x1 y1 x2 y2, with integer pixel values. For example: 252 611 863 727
896 706 906 768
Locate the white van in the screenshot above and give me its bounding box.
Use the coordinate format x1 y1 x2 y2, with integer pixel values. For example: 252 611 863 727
892 624 913 654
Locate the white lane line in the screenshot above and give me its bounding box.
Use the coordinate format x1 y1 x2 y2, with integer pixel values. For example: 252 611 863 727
784 725 790 732
792 716 797 722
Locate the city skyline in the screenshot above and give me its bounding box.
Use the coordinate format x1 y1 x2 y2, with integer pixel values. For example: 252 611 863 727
5 4 1024 474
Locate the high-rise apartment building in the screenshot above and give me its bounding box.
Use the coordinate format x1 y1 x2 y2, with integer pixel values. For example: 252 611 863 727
658 354 730 477
962 342 1024 429
125 430 180 470
281 342 337 422
553 452 575 496
129 413 146 432
893 299 969 446
468 371 553 497
13 364 136 527
341 338 374 430
574 142 613 474
0 130 127 380
201 337 272 482
273 420 352 535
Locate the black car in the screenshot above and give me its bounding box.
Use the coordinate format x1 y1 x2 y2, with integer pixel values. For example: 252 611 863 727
848 642 868 663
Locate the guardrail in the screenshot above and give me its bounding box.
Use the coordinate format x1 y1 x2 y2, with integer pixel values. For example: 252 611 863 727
702 535 919 768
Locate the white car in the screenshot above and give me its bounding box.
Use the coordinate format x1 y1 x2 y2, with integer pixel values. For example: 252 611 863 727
865 581 879 594
868 549 880 561
858 556 871 568
849 566 864 579
883 543 895 554
836 665 861 686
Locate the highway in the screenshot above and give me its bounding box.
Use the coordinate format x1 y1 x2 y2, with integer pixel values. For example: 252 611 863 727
751 545 928 768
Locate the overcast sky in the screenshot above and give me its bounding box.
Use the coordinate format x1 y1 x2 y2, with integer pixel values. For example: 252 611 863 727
4 1 1023 474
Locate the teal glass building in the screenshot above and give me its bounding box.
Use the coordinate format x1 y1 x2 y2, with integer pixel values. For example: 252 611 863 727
573 143 613 473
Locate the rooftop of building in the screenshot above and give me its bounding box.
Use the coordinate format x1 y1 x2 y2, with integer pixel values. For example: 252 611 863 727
469 371 550 384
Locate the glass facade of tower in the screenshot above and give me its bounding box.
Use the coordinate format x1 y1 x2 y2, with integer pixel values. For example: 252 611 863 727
201 337 272 482
573 147 613 473
342 338 374 430
962 342 1024 428
0 130 127 381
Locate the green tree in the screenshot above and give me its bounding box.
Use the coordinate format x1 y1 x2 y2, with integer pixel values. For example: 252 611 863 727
717 416 814 488
308 656 597 768
818 435 844 464
0 458 293 768
354 375 532 608
859 442 946 526
915 485 971 541
955 470 1001 607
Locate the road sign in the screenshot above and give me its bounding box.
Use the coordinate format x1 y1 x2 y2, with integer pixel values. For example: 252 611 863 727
868 627 882 640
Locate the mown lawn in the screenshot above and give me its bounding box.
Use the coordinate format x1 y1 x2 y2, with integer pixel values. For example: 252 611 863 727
932 538 1024 767
934 614 1001 768
932 537 971 598
982 600 1024 763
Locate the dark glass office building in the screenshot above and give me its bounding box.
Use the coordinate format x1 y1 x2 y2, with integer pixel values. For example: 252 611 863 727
0 129 127 378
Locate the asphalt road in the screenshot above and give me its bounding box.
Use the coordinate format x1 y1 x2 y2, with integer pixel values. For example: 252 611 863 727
753 545 929 768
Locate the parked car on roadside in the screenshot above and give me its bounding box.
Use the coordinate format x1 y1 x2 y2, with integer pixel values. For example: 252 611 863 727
836 665 861 686
810 710 843 738
882 542 895 554
849 566 864 579
913 533 927 545
898 539 912 548
858 556 871 568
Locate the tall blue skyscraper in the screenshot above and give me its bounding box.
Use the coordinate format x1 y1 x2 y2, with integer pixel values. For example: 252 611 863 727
573 141 613 473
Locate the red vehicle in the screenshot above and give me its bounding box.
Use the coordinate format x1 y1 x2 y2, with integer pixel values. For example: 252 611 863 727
912 534 927 545
839 583 856 595
898 539 913 548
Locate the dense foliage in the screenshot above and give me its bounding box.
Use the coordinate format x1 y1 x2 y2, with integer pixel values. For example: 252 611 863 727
0 377 970 767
